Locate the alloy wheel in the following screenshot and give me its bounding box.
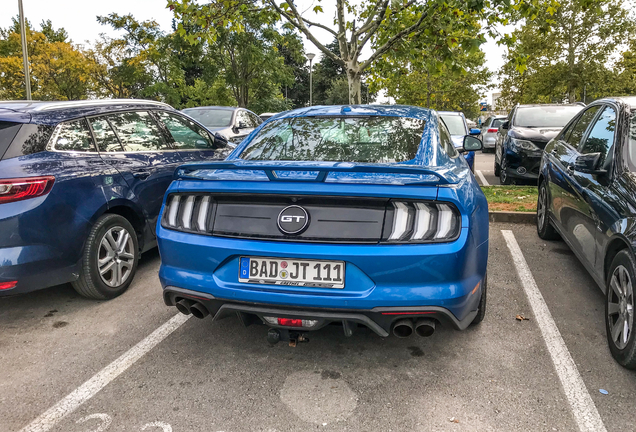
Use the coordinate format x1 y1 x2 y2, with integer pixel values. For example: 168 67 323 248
608 265 635 350
538 185 547 230
97 226 135 288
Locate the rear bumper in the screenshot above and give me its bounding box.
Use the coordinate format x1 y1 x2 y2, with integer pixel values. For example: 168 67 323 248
163 286 479 336
482 136 496 148
157 223 488 325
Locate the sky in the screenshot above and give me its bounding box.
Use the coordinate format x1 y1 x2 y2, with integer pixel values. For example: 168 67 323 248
1 0 508 104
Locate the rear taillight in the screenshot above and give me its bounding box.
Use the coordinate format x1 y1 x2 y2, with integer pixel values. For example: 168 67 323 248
0 281 18 290
162 194 213 233
487 128 498 133
0 176 55 204
384 201 460 243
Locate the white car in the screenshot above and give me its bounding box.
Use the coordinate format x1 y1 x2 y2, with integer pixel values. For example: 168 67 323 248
479 115 507 152
182 106 262 145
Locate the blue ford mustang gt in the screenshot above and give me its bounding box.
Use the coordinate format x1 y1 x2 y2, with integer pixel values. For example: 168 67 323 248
157 105 488 343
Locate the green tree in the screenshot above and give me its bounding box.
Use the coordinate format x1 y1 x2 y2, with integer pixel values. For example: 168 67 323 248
167 0 556 104
0 18 97 100
498 0 634 105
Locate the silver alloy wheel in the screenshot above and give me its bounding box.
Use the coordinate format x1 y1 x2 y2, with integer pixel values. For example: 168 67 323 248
608 265 635 350
97 226 135 288
538 185 547 229
500 158 508 183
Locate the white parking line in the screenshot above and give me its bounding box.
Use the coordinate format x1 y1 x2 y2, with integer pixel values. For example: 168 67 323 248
19 313 191 432
476 170 489 186
501 230 606 432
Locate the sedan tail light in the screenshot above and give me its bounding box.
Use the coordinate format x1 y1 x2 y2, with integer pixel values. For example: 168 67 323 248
0 176 55 204
384 201 460 243
487 128 498 133
162 194 214 234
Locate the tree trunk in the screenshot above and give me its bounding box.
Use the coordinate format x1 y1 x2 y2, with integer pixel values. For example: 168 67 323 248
347 66 362 105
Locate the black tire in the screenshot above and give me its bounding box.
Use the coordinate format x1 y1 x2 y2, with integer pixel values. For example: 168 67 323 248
605 250 636 369
536 181 560 240
499 156 512 185
72 214 139 300
471 272 487 325
494 157 501 176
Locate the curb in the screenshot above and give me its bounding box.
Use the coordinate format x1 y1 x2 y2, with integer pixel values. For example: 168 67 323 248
489 211 536 224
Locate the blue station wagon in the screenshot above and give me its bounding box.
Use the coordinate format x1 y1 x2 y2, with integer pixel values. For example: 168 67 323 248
157 105 489 343
0 100 232 299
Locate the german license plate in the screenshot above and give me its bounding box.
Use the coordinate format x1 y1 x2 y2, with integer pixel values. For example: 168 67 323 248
238 257 345 289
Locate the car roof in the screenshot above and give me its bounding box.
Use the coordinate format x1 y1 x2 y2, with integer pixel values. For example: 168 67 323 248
589 96 636 110
437 111 464 116
273 105 433 121
0 99 174 125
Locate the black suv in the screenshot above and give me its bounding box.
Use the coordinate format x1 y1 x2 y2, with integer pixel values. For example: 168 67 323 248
494 104 583 184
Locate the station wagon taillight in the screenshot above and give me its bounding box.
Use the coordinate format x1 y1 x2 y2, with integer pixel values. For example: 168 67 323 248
0 176 55 204
487 128 498 133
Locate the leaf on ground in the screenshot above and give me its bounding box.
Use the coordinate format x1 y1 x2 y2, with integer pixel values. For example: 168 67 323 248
515 314 529 321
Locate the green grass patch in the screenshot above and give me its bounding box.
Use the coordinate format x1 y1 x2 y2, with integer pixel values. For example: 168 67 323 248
481 186 538 212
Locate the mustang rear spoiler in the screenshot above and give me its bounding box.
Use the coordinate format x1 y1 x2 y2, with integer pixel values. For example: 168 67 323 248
174 161 457 185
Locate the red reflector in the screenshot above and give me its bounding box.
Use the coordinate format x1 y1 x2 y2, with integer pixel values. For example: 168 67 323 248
278 318 303 327
487 128 498 133
0 176 55 204
0 281 18 290
381 311 435 315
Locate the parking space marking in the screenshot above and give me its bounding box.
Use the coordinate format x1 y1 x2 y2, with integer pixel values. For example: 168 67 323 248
502 230 606 432
476 170 489 186
19 313 191 432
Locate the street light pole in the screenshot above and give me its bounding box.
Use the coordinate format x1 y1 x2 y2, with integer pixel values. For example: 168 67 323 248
307 53 315 106
18 0 31 100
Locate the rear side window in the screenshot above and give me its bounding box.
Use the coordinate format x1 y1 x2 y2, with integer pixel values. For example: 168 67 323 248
156 112 213 150
107 111 169 152
89 117 123 152
52 119 96 152
1 123 54 160
0 121 22 159
492 119 505 128
439 119 458 157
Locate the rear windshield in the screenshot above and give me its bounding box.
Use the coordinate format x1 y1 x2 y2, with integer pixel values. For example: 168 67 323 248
514 106 583 128
439 115 466 136
183 109 233 128
240 116 426 163
0 122 54 160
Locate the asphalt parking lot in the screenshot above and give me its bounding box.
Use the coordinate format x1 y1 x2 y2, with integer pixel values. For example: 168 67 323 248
475 151 498 186
2 156 635 432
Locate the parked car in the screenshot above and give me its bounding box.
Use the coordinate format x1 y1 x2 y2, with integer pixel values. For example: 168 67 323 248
0 99 232 299
259 112 279 121
182 106 262 144
157 105 488 344
495 104 583 184
536 96 636 369
479 115 508 152
439 111 481 172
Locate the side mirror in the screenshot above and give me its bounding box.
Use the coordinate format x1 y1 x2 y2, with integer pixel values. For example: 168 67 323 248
574 152 606 175
461 135 482 152
213 132 229 148
501 121 510 130
469 128 481 136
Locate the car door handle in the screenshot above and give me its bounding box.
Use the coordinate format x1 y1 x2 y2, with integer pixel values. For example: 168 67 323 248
132 171 151 180
566 165 574 174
